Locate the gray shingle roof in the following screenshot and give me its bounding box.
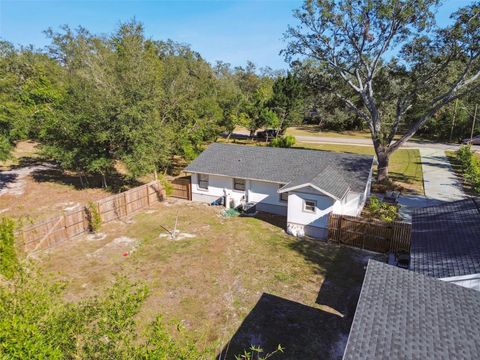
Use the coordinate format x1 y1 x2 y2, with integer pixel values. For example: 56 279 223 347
185 143 373 199
411 198 480 278
343 260 480 360
278 165 351 199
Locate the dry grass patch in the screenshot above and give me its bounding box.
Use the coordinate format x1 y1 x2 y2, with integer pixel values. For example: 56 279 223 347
36 200 381 358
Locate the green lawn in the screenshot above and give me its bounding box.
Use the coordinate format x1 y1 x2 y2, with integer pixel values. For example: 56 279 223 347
286 126 372 139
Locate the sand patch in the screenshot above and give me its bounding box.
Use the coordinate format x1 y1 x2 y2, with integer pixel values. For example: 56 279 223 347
63 202 81 211
88 236 139 258
159 230 196 241
0 163 54 196
86 233 107 241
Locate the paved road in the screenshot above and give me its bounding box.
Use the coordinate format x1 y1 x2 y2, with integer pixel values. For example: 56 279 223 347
232 129 479 151
295 135 480 151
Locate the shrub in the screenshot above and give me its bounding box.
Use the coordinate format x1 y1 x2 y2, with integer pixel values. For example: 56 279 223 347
0 217 17 279
270 135 296 148
86 201 102 233
456 145 480 193
366 196 399 223
0 269 208 359
159 175 174 196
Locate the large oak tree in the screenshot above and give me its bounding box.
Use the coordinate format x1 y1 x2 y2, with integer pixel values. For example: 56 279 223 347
284 0 480 181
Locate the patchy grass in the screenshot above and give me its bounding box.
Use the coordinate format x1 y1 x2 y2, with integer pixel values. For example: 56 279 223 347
36 200 381 358
0 141 142 222
0 142 109 222
294 143 424 194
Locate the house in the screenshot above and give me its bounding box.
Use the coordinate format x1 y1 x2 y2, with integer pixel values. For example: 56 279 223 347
343 260 480 360
411 198 480 291
185 143 374 239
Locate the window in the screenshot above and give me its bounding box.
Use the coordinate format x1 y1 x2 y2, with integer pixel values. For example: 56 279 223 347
198 174 209 190
279 185 288 202
233 178 246 191
303 200 316 213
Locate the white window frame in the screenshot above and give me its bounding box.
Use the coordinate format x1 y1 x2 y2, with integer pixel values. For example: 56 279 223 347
198 174 209 190
233 178 246 191
279 185 288 202
303 199 316 213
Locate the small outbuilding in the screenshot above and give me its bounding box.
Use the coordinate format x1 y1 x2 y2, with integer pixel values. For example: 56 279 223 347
185 143 374 239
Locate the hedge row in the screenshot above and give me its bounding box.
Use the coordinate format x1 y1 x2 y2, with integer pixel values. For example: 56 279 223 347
456 145 480 193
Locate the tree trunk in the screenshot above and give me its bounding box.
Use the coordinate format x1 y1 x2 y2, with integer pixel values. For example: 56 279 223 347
376 150 390 182
249 129 256 138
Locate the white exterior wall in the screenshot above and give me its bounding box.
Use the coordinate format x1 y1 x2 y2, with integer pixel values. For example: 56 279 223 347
332 191 363 216
191 174 286 213
441 273 480 292
286 188 336 239
192 173 246 206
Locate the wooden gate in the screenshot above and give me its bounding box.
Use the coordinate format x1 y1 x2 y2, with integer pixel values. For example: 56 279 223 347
171 176 192 200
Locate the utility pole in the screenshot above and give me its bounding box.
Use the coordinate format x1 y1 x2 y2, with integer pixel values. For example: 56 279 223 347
471 104 478 142
449 99 458 143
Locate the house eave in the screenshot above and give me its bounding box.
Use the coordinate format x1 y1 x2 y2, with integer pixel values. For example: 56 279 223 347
277 182 348 201
184 170 286 185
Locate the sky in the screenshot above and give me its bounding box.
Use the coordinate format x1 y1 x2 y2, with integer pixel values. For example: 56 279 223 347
0 0 474 70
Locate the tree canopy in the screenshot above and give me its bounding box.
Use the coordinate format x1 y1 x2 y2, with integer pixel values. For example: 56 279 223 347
1 20 302 184
284 0 480 180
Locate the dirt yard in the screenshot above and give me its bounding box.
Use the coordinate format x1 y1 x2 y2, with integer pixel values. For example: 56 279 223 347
36 199 384 359
0 141 111 221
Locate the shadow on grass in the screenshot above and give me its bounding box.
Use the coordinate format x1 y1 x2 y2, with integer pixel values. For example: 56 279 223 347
31 167 142 193
8 156 142 193
217 293 341 360
243 211 287 231
219 238 385 359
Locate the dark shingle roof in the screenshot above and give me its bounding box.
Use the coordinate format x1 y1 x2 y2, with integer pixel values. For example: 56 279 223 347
185 143 373 199
411 198 480 278
343 260 480 360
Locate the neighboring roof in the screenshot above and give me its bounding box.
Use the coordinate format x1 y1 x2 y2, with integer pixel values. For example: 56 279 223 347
411 198 480 278
185 143 373 200
343 260 480 360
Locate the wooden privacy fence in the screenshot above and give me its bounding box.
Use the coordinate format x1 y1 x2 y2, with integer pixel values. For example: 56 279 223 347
20 181 165 253
328 214 411 253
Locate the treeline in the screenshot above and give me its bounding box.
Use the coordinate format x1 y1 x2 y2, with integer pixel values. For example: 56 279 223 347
0 21 306 183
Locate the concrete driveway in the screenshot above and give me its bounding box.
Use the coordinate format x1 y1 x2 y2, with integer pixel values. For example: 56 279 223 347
398 147 466 222
419 148 466 202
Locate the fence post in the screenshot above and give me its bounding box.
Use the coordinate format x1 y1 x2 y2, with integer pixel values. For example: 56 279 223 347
63 213 68 240
124 191 128 217
146 184 150 207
